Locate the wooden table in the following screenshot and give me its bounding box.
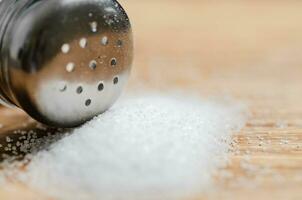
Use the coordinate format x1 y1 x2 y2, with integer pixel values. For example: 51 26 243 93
1 1 302 199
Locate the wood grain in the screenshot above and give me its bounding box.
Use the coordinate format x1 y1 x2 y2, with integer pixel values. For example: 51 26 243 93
1 1 302 199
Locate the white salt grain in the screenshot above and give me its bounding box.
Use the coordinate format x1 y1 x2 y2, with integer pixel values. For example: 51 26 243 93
10 94 246 200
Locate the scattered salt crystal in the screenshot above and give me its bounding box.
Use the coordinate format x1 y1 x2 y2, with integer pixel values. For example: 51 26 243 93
2 94 246 200
5 137 11 143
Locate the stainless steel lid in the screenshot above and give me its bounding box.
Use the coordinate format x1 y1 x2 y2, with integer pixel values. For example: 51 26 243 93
0 0 133 127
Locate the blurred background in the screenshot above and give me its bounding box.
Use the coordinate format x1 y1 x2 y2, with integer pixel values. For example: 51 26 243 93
124 0 302 95
122 0 302 199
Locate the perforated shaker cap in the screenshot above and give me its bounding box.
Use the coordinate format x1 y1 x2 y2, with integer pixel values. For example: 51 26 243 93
0 0 133 127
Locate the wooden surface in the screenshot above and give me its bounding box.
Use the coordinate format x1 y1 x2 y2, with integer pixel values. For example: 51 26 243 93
1 0 302 199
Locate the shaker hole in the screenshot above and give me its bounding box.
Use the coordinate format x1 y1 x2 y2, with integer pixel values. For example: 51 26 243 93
66 62 75 72
113 77 119 85
85 99 92 106
98 82 104 91
89 60 97 70
101 36 108 45
61 44 70 54
60 85 67 92
110 58 117 66
77 86 83 94
79 38 88 48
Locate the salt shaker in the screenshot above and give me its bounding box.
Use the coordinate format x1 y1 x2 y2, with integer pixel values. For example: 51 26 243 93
0 0 133 127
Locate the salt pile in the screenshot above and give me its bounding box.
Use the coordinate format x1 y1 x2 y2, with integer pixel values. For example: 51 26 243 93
4 93 246 200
